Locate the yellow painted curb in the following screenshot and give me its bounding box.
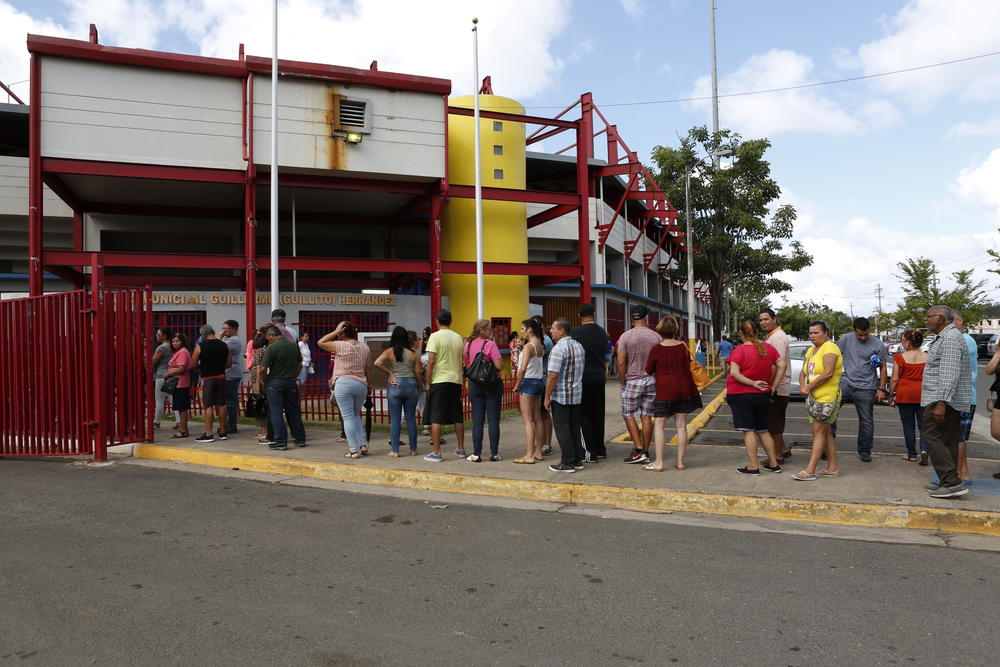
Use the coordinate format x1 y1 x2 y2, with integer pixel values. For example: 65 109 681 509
133 444 1000 537
670 388 727 444
610 371 726 445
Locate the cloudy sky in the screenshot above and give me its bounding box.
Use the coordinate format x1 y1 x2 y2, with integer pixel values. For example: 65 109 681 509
2 0 998 315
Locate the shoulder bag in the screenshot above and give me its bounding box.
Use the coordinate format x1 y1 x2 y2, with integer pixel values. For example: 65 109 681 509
161 374 179 395
687 346 709 388
464 339 500 388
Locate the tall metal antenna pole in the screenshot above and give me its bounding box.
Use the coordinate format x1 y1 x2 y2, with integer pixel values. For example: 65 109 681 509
709 0 721 165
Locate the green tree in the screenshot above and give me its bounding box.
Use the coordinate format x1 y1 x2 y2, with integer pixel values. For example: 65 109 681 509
889 257 989 329
774 301 852 339
650 126 812 341
987 227 1000 277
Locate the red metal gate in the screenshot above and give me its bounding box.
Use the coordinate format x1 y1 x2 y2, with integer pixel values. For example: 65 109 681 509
0 288 153 461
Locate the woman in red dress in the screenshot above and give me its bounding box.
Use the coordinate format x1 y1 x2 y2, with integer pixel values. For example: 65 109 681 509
643 315 702 471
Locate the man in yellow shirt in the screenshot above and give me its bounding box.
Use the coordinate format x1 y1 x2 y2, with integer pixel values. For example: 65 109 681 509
423 309 466 462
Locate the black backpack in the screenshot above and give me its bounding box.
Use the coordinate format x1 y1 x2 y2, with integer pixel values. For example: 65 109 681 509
464 340 500 388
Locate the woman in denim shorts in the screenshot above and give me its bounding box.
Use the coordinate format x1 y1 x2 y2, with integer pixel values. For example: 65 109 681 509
513 319 546 463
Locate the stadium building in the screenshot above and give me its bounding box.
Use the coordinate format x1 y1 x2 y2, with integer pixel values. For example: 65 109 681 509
0 29 712 356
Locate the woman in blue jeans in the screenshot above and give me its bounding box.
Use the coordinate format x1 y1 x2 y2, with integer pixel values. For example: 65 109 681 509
463 319 505 462
318 321 372 458
374 326 422 456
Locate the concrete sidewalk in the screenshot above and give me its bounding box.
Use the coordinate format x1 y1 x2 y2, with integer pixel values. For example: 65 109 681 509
132 379 1000 537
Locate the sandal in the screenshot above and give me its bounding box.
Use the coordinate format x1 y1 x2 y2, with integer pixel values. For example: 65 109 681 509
345 451 362 459
409 450 419 456
359 446 369 456
171 431 189 439
817 469 840 477
901 454 918 462
513 457 535 464
792 470 817 481
387 451 401 458
641 463 664 471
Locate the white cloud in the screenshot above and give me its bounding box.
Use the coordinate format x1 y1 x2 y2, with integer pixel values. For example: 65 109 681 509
777 214 997 314
0 1 73 100
856 0 1000 106
163 0 571 99
945 117 1000 139
620 0 644 18
687 49 860 136
953 148 1000 222
1 1 570 103
859 99 901 128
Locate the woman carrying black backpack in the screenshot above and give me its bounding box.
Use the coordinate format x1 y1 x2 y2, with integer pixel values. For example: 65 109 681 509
463 319 504 462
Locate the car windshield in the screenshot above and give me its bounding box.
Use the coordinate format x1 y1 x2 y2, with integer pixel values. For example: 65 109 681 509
789 344 810 361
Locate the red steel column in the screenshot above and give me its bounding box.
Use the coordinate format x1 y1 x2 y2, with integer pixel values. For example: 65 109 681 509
90 253 107 461
577 94 593 304
429 184 444 326
28 54 43 296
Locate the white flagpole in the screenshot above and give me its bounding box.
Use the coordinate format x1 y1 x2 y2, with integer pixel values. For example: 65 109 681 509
472 17 484 320
270 0 280 312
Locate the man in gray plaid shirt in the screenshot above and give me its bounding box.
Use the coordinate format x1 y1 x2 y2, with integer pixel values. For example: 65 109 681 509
921 306 973 498
544 318 586 473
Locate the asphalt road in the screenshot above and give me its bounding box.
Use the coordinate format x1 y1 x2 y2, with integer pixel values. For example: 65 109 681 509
2 460 999 666
692 361 999 462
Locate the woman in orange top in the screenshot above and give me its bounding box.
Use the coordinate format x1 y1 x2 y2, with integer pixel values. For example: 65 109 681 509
889 329 928 463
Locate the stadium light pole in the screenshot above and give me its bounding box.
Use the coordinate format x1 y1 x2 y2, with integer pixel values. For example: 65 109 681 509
472 17 484 320
270 0 280 312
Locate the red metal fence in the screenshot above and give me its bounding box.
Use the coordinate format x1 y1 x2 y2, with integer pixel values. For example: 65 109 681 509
172 378 521 425
0 288 153 461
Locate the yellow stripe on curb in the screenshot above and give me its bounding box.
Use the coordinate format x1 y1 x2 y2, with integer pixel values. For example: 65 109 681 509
669 388 727 444
610 371 726 445
133 443 1000 537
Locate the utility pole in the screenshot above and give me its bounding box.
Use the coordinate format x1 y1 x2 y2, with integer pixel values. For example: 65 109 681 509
849 302 854 318
709 0 720 160
930 264 940 295
874 284 883 337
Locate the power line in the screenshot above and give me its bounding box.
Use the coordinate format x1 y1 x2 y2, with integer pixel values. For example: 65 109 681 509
520 48 1000 110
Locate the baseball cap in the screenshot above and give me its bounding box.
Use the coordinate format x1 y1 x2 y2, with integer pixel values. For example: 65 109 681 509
630 305 649 320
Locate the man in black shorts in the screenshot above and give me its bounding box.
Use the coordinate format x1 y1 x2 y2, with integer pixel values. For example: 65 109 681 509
422 309 466 462
190 324 232 443
759 308 792 462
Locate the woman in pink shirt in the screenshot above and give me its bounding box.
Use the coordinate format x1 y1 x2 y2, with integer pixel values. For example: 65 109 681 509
319 321 372 458
164 332 192 439
463 319 504 462
726 321 786 475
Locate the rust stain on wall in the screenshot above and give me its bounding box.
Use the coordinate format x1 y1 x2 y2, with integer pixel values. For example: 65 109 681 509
325 85 347 171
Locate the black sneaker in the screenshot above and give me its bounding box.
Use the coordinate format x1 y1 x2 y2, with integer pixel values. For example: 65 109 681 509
549 463 576 473
625 448 649 464
573 462 585 470
489 454 501 462
226 427 238 434
736 466 760 475
762 464 782 473
919 452 930 466
269 444 289 451
194 433 214 443
859 452 873 462
216 431 228 441
929 484 969 498
541 445 553 456
294 441 307 448
258 438 275 446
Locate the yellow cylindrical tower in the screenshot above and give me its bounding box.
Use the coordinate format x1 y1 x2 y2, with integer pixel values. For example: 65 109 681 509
442 94 528 342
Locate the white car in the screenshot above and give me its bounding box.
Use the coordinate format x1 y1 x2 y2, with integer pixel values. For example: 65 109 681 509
788 340 893 401
989 334 998 357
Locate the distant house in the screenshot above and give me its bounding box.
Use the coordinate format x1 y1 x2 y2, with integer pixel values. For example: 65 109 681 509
974 304 1000 335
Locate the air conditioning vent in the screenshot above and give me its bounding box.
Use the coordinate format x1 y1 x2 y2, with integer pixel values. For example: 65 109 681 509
339 99 369 130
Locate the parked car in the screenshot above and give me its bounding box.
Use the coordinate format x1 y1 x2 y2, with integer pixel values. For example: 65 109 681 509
788 340 893 403
921 334 936 353
885 340 903 356
989 334 999 357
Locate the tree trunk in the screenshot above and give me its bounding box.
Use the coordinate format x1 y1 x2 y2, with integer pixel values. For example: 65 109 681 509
709 279 725 342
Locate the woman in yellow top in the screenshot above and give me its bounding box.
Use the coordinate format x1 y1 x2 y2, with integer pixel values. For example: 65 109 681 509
792 321 844 481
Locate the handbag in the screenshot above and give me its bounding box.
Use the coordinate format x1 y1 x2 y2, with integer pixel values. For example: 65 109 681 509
687 347 709 387
245 392 268 419
162 375 179 394
464 339 500 388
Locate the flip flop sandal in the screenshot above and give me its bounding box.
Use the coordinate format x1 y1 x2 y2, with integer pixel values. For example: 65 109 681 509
513 457 535 464
792 471 817 481
387 451 401 458
641 463 664 471
817 469 840 477
171 431 189 439
359 447 369 456
345 451 362 459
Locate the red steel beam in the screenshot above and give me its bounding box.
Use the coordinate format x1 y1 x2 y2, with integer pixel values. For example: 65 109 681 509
442 261 581 277
41 174 85 213
527 204 576 229
577 93 593 304
447 106 577 129
43 158 245 184
447 185 579 206
257 172 432 196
